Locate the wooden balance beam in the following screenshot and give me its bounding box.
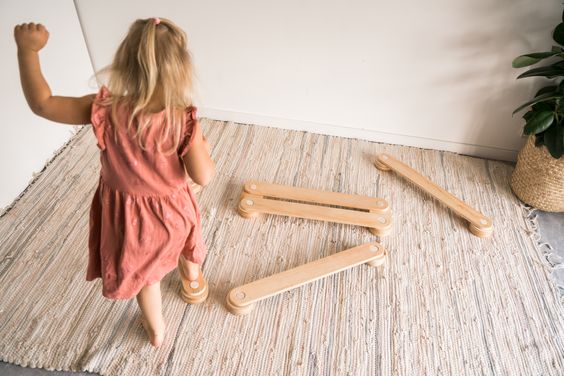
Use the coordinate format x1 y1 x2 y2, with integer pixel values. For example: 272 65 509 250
225 242 387 315
374 153 493 238
238 181 392 236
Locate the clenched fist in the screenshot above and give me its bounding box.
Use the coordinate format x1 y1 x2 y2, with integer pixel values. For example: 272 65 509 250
14 23 49 52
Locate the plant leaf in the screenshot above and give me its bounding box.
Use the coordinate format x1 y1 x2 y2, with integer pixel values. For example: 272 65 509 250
552 45 563 53
513 92 561 114
535 85 558 98
524 111 554 134
512 52 558 68
517 64 564 79
554 23 564 45
559 80 564 94
543 124 563 158
532 102 556 113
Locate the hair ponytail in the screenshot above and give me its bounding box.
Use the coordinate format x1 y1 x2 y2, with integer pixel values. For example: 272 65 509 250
136 20 158 108
96 17 195 156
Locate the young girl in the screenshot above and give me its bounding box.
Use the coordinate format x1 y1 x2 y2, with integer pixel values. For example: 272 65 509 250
14 17 214 348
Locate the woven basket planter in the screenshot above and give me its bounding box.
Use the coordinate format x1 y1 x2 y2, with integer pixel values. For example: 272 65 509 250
511 136 564 212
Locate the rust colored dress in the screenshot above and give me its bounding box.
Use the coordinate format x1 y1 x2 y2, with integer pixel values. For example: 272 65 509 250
86 86 206 300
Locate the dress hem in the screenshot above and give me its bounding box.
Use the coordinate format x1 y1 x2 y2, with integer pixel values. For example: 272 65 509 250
86 262 180 301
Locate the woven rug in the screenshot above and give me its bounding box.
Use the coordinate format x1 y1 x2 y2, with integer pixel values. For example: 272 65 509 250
0 120 563 375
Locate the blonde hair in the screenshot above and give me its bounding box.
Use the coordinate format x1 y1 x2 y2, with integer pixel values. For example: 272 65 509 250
95 17 195 155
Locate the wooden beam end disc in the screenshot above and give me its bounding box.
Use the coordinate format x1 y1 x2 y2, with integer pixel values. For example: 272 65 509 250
468 223 494 238
374 154 392 171
365 244 387 267
468 216 493 238
238 196 260 219
244 181 260 194
368 214 393 236
226 290 255 316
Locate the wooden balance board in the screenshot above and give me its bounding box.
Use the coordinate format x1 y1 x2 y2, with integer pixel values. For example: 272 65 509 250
225 242 387 315
374 153 493 238
238 181 392 236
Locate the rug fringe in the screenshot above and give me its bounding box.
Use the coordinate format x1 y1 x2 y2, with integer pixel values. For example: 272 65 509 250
521 204 564 302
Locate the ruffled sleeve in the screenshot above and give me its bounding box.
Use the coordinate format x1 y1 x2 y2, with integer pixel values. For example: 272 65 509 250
178 106 199 158
90 86 111 151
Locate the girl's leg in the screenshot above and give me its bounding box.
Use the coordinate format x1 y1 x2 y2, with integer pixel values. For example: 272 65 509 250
179 253 201 281
136 281 166 347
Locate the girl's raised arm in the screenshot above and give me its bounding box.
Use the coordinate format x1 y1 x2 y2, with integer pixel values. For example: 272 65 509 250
14 22 95 125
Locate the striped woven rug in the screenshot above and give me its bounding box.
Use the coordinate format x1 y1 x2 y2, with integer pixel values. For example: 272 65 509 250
0 120 563 375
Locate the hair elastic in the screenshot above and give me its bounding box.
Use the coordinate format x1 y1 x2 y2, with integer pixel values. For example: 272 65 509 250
153 17 161 25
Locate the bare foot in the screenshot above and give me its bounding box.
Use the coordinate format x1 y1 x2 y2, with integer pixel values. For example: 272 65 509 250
141 316 166 347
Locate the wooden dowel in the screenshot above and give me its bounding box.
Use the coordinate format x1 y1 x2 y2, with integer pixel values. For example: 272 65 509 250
375 153 493 237
239 194 392 236
226 242 387 315
244 181 389 213
238 181 392 236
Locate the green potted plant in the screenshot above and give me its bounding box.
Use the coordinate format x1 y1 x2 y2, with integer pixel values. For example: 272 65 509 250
511 11 564 212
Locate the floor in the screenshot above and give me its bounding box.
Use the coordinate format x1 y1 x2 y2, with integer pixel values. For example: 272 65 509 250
2 213 562 376
1 146 562 376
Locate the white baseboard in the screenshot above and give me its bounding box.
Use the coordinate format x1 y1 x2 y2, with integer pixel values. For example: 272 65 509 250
199 107 519 162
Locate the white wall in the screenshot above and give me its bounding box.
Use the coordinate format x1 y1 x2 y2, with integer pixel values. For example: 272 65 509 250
0 0 556 213
0 1 94 211
75 0 561 161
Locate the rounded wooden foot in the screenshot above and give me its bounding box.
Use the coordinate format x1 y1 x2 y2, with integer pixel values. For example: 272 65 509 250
225 293 255 316
368 214 392 236
237 199 259 219
368 226 392 236
366 256 386 267
373 199 391 214
238 206 259 219
180 285 209 304
468 223 493 238
374 155 392 171
366 245 386 267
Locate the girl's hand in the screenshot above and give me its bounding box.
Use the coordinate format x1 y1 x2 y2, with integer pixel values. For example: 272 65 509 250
182 126 215 186
14 23 49 52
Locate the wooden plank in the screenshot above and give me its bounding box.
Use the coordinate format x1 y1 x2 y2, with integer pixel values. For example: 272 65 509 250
243 181 389 213
239 193 392 236
225 242 387 315
375 153 493 237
